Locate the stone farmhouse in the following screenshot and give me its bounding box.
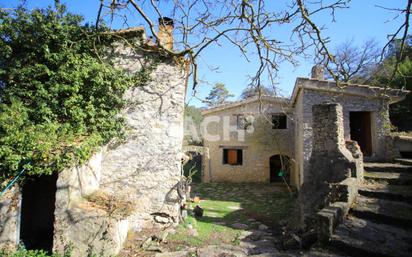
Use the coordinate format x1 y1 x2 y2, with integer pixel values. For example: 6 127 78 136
0 21 187 256
202 67 409 188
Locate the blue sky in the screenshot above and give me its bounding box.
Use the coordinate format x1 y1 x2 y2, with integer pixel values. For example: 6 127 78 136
0 0 408 107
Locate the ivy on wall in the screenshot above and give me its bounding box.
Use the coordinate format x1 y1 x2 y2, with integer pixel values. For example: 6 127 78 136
0 2 150 183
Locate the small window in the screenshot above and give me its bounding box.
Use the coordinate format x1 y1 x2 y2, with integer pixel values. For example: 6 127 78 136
272 114 287 129
223 149 243 165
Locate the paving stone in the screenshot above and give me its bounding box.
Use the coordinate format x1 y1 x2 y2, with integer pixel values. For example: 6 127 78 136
258 224 269 230
239 239 279 255
232 223 249 230
197 244 246 257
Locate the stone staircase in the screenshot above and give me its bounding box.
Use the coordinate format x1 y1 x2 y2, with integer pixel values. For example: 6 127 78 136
329 158 412 257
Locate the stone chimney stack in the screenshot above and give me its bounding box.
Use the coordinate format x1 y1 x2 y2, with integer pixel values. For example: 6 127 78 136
311 65 324 80
158 17 174 50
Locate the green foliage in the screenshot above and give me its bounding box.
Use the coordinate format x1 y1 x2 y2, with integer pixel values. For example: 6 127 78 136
0 243 72 257
183 105 203 145
184 105 203 126
0 2 149 182
368 39 412 131
205 82 233 106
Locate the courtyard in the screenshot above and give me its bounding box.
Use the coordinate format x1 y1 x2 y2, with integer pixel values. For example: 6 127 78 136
121 183 296 256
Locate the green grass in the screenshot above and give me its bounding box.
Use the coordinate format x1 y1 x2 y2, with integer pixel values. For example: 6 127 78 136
167 183 295 250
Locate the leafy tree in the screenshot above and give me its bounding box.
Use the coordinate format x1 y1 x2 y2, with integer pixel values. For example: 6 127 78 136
0 2 148 182
365 36 412 131
240 85 276 99
183 105 203 145
371 57 412 131
205 83 233 106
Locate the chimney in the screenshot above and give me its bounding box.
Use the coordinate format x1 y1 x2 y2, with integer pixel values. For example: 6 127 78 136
157 17 174 50
311 65 324 80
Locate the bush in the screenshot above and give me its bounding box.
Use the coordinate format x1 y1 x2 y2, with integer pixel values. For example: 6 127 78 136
0 2 149 183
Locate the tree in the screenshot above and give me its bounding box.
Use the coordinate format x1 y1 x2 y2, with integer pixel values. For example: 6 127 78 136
97 0 411 96
368 38 412 131
240 85 276 99
0 2 147 182
326 40 381 83
205 83 234 106
184 105 203 145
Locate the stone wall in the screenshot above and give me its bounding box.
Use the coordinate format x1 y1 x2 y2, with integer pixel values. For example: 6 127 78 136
297 103 360 239
53 41 186 256
0 186 20 252
202 99 296 185
0 34 186 256
295 87 390 184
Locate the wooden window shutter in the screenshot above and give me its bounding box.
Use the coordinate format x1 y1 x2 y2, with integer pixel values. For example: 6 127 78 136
227 149 238 165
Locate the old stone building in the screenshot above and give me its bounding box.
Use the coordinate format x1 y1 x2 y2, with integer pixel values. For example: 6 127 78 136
0 25 187 256
202 67 409 188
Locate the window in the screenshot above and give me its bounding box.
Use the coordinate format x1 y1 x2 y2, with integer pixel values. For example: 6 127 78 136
223 149 243 165
272 114 287 129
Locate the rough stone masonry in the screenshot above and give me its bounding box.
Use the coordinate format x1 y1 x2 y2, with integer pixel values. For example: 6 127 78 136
297 103 360 227
0 27 187 256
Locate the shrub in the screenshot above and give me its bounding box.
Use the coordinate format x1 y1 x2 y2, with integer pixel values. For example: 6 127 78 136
0 2 149 183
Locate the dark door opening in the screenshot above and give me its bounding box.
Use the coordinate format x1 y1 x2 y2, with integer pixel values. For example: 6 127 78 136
20 173 58 253
269 155 290 183
183 151 202 183
350 112 372 156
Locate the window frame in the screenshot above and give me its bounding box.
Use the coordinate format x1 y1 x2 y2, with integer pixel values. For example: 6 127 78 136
223 148 243 166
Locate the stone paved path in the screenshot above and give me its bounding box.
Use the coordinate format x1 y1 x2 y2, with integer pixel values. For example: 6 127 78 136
329 158 412 257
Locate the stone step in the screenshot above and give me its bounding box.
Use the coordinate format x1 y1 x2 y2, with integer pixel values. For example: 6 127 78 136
364 171 412 185
394 158 412 166
363 162 412 173
351 195 412 228
358 182 412 204
330 216 412 257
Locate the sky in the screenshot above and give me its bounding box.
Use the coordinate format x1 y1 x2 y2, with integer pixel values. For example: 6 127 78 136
0 0 408 107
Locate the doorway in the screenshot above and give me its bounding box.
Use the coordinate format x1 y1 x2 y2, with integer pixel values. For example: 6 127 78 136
20 173 58 253
349 111 372 156
269 155 290 183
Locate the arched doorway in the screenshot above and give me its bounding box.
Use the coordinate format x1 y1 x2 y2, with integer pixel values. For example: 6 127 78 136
269 155 290 183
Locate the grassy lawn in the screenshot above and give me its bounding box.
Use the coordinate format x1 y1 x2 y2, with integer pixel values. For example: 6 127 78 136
167 183 295 251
